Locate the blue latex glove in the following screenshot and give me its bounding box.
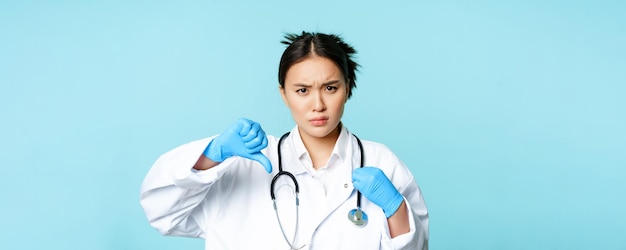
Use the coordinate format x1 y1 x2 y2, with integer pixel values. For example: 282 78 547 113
352 167 404 218
203 118 272 173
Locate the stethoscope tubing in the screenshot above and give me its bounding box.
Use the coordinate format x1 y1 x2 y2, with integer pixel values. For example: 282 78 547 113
270 131 365 249
270 132 363 204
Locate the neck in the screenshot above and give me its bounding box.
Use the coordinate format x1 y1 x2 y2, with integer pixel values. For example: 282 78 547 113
299 124 342 170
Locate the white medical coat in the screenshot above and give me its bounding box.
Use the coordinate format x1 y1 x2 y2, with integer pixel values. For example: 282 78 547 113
140 126 428 249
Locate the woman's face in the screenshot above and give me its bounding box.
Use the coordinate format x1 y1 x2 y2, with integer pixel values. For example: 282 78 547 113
280 55 349 142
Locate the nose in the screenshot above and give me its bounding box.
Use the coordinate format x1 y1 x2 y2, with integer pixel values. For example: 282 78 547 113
312 91 326 112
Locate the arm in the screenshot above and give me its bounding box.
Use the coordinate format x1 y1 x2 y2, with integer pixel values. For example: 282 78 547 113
140 118 273 237
381 147 429 249
353 166 408 238
353 166 429 250
400 178 429 249
140 137 221 237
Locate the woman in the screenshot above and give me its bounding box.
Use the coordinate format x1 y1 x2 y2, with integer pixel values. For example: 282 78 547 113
140 31 429 249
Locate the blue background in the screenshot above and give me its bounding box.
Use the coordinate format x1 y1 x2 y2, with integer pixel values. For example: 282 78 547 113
1 0 625 249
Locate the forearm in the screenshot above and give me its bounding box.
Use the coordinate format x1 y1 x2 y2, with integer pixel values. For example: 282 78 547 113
382 199 428 250
387 200 410 238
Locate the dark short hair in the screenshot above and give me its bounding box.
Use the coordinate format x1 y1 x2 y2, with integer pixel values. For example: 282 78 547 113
278 31 359 99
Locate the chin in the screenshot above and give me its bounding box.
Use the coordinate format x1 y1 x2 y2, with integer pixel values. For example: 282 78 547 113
302 125 339 139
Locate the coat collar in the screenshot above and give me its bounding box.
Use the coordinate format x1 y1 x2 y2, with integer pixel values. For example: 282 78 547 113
282 125 353 176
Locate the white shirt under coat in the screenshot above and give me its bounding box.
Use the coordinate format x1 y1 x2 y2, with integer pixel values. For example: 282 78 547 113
140 125 429 249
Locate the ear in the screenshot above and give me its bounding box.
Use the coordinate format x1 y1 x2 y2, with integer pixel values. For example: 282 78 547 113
279 85 290 107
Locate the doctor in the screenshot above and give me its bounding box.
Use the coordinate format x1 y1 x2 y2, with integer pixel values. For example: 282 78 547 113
140 31 428 249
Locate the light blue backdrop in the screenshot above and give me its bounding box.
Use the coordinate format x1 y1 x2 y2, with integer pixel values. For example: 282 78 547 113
1 0 624 249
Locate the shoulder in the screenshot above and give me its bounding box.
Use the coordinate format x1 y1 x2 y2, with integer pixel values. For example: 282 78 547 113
359 139 399 163
358 138 416 189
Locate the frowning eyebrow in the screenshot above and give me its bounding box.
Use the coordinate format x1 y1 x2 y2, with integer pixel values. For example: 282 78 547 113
293 80 341 88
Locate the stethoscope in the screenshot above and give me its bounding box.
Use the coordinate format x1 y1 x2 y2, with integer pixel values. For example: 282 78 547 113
270 132 367 249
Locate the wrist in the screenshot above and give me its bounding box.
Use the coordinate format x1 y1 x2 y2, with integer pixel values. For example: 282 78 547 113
203 140 225 162
384 192 404 218
193 155 219 170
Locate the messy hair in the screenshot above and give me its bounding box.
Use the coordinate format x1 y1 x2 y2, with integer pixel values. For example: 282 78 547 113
278 31 359 99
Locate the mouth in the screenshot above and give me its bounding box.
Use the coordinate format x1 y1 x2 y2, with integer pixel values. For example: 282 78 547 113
309 117 329 126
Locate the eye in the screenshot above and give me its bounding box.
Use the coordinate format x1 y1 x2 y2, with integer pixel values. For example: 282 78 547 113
325 85 338 92
296 88 308 94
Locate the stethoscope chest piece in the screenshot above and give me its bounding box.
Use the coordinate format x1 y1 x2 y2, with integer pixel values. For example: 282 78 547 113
348 208 368 227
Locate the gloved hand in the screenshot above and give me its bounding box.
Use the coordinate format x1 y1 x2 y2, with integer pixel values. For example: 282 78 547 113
352 167 404 218
203 118 272 173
